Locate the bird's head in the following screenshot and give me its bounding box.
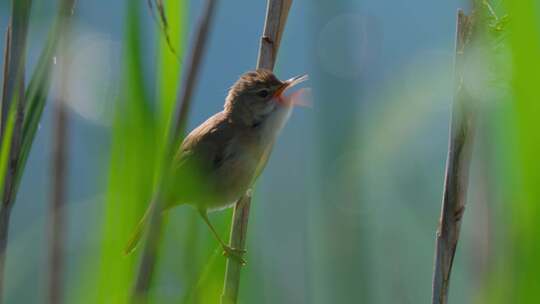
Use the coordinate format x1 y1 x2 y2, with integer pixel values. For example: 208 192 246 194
224 69 308 126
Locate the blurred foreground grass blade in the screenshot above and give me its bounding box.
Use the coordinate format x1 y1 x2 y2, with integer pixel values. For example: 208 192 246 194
1 0 31 136
96 2 158 303
0 111 15 208
0 1 77 300
154 0 205 294
153 0 188 192
497 0 540 302
157 0 187 141
146 0 180 61
132 0 217 300
18 29 59 181
12 0 77 225
0 0 77 301
0 0 32 300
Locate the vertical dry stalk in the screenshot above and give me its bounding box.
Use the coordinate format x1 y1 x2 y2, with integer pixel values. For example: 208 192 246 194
0 1 32 300
131 0 217 301
431 9 476 304
220 193 251 304
256 0 292 70
171 0 216 143
221 1 292 303
48 2 76 303
49 67 68 304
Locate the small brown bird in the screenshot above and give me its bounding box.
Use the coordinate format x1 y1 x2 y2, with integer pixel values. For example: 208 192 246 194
125 69 308 263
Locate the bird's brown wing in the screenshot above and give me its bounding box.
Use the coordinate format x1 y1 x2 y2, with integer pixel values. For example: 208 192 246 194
126 112 236 253
168 112 236 207
175 111 236 169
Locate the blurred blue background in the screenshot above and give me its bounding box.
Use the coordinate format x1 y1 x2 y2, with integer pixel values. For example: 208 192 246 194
0 0 490 303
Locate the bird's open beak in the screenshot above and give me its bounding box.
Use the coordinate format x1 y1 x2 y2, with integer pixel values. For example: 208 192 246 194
273 74 309 98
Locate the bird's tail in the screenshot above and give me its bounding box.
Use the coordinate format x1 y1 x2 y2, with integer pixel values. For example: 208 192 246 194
124 208 150 255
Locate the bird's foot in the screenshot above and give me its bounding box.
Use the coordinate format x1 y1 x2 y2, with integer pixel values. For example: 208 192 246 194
222 245 247 266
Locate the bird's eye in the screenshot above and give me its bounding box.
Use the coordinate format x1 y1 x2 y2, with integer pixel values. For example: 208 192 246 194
257 89 269 98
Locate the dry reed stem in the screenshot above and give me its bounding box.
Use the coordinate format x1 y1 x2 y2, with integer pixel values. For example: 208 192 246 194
221 193 251 304
48 2 76 303
221 1 293 303
49 65 68 304
431 9 476 304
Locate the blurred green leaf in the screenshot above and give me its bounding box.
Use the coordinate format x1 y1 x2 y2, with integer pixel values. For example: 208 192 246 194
16 28 58 194
94 2 159 302
75 1 193 302
0 104 17 200
483 1 540 303
157 0 187 138
507 2 540 303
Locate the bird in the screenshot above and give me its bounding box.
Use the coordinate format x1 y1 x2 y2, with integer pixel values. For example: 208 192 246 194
124 69 308 264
